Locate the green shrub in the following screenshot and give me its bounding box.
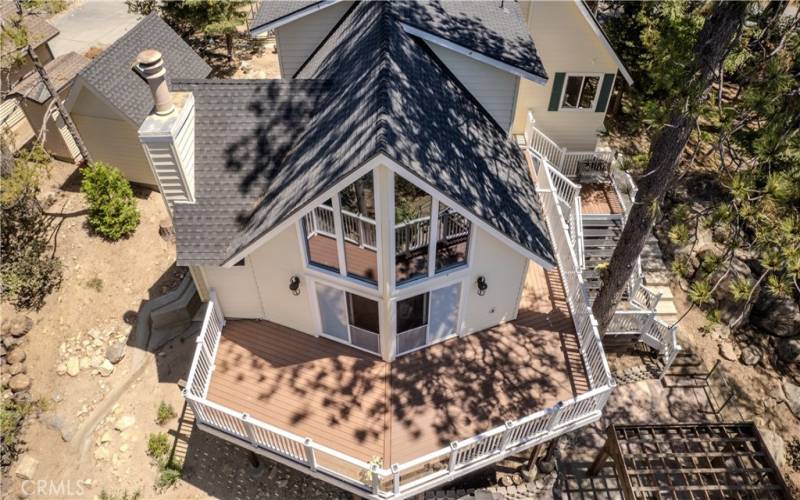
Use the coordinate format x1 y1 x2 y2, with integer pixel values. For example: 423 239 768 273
155 401 176 425
98 490 141 500
85 276 103 292
155 460 182 490
146 432 170 461
80 162 140 241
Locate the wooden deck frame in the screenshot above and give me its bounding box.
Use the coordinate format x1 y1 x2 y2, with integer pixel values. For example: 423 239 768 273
205 264 590 466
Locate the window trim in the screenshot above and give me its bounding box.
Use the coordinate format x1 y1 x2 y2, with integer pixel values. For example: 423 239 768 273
558 73 603 112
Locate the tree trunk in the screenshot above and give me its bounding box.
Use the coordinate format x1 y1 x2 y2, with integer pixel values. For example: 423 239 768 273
13 0 93 164
226 32 234 61
591 1 749 335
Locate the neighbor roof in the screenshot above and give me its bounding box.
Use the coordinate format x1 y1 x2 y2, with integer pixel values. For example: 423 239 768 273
176 1 554 268
13 52 89 104
251 0 547 83
0 4 59 59
76 13 211 126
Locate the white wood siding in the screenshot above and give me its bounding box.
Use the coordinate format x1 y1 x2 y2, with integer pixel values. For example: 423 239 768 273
427 43 519 132
275 1 352 78
512 1 619 150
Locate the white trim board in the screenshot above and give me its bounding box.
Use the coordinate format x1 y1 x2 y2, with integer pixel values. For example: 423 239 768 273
401 23 548 86
249 0 343 36
574 0 634 85
222 153 556 272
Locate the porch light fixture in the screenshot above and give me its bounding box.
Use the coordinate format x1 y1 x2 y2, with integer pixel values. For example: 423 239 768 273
289 276 301 296
476 276 488 296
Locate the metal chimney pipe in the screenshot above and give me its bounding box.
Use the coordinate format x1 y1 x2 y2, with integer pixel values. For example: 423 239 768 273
134 49 174 115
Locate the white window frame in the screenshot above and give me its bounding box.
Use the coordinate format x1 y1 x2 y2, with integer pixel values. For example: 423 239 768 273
310 278 384 357
558 73 603 112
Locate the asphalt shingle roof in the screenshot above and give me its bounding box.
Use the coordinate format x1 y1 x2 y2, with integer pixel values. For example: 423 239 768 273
176 1 553 267
77 13 211 126
13 52 89 104
252 1 546 81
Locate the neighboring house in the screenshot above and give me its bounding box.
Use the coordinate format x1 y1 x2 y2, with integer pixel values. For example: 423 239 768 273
65 13 210 186
0 3 59 151
132 1 676 498
11 52 89 161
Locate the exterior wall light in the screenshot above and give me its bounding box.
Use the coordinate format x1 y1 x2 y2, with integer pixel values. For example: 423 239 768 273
476 276 488 296
289 276 301 296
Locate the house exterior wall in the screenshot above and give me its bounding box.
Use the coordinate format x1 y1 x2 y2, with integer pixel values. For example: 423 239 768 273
18 86 80 161
70 85 156 186
274 1 352 78
511 1 618 150
426 43 519 132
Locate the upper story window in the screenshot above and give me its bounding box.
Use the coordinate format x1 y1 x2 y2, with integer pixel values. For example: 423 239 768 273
435 203 470 273
339 172 378 285
561 74 600 110
302 198 340 272
395 176 433 285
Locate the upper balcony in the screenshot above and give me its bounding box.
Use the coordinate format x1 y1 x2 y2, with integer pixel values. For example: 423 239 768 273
184 261 613 498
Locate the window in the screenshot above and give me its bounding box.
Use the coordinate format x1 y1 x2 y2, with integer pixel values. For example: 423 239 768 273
347 293 380 354
435 203 470 273
561 75 600 110
396 293 428 354
339 172 378 284
395 175 432 284
302 198 340 272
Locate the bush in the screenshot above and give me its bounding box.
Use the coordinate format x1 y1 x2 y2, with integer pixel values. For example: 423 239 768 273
146 432 170 460
1 399 44 466
155 401 176 425
80 162 140 240
155 460 182 490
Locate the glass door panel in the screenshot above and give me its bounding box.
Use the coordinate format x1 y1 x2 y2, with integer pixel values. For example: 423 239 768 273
347 293 380 354
396 293 428 354
316 283 348 341
429 283 461 343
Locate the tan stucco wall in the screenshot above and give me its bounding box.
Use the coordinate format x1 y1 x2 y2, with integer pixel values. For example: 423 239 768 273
512 1 618 150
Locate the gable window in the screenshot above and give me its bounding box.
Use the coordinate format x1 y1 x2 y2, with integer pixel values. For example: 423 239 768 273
339 172 378 284
302 198 340 272
561 75 600 110
395 175 432 285
435 203 470 273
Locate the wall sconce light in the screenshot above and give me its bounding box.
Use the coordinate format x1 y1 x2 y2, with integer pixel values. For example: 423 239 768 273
289 276 301 296
476 276 488 296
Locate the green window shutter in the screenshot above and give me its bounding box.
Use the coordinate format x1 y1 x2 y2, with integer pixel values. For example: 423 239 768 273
548 72 566 111
595 73 616 113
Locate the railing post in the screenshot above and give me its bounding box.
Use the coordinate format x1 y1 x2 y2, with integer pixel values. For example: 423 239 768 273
448 441 459 472
304 438 317 471
392 463 400 495
546 401 564 432
242 413 257 446
559 146 567 169
499 420 516 451
370 464 380 494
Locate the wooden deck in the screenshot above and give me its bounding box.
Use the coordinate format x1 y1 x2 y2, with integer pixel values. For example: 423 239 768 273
580 184 623 214
206 264 588 466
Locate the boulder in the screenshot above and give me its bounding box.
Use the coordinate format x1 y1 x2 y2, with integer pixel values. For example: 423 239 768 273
759 429 785 468
8 374 31 392
2 316 33 338
6 349 25 364
783 381 800 420
750 293 800 337
105 342 126 365
15 455 38 480
55 363 67 376
778 338 800 364
7 363 25 376
719 342 738 361
114 415 135 431
159 218 175 242
98 359 114 377
740 346 761 366
66 357 80 377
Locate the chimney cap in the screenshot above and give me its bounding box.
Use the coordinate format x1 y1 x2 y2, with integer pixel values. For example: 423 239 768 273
137 49 164 67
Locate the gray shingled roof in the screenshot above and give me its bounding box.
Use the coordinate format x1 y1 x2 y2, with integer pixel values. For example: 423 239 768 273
176 1 553 267
13 52 89 104
77 13 211 126
252 1 546 81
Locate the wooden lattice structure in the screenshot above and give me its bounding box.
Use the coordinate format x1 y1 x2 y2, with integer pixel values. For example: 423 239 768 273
588 423 792 499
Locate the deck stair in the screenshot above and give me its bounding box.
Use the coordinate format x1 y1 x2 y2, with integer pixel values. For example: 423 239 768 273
581 214 623 295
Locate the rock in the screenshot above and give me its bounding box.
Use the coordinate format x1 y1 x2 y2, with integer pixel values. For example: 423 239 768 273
3 336 18 349
8 363 25 376
105 343 126 364
15 455 38 479
94 446 111 462
56 363 67 376
43 414 76 442
740 346 761 366
100 431 113 444
719 342 738 361
98 359 114 377
778 338 800 364
119 443 129 453
759 429 785 468
114 415 135 431
783 381 800 419
159 218 175 241
66 357 80 377
710 324 730 341
750 293 800 337
90 355 104 369
2 316 33 338
6 349 25 364
8 374 31 392
1 372 10 387
80 357 91 371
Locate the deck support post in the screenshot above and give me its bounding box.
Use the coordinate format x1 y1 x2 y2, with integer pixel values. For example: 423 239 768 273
249 451 261 468
448 441 459 472
304 438 317 471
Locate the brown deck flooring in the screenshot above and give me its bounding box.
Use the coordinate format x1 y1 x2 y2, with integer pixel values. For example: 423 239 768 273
206 264 588 469
580 184 623 214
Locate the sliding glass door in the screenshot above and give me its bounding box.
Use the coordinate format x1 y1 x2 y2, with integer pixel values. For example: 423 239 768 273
315 283 381 355
396 283 461 355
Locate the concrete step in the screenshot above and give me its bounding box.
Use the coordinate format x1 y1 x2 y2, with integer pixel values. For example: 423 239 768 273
151 278 200 330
